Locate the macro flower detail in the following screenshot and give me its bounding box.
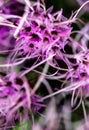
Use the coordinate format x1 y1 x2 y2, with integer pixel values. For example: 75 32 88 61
0 0 89 129
0 71 44 127
16 1 72 61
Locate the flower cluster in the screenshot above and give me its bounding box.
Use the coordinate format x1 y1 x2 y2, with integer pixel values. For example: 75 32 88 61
0 0 89 129
0 71 44 127
16 2 72 64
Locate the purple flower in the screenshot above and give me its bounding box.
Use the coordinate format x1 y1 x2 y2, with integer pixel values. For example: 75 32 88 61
16 1 72 63
0 71 44 128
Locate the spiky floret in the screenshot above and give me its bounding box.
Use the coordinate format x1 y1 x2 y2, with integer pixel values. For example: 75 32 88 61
15 1 72 62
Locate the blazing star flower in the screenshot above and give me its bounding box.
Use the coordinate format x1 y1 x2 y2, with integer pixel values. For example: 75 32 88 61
0 71 44 128
65 22 89 97
41 34 89 106
15 1 72 65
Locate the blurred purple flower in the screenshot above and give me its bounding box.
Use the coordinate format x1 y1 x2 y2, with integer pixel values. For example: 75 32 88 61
0 0 25 15
0 71 44 128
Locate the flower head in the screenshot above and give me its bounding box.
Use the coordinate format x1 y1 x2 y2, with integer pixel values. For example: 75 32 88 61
16 1 72 63
0 71 44 128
